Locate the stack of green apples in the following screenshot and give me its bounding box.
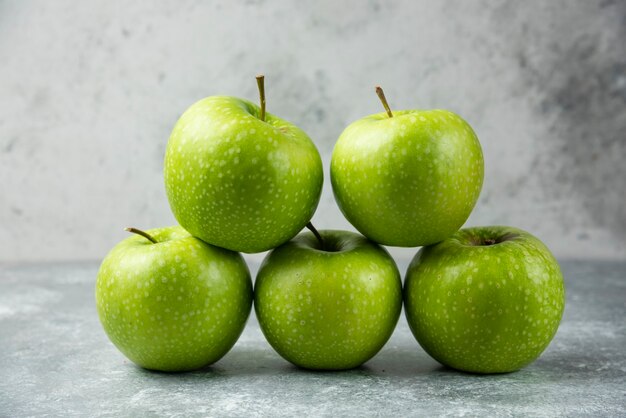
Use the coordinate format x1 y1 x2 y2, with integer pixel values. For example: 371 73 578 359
96 76 565 374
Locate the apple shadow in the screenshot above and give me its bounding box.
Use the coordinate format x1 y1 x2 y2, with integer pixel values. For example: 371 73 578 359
129 345 295 381
411 350 608 384
131 363 228 379
126 342 594 385
127 344 440 381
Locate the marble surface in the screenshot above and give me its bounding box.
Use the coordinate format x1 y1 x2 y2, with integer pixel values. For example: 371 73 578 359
1 1 626 263
1 260 625 417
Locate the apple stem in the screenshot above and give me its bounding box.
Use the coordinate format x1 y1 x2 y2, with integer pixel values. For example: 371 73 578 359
256 74 266 122
305 222 325 251
375 85 393 118
124 227 157 244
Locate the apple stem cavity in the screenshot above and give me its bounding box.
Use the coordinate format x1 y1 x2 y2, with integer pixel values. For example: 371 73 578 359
305 222 325 251
256 74 266 122
375 85 393 118
124 227 158 244
470 233 519 247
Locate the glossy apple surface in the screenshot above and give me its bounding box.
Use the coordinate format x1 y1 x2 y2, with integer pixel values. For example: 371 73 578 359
164 96 323 253
331 108 483 247
404 226 565 373
95 226 253 372
254 230 402 370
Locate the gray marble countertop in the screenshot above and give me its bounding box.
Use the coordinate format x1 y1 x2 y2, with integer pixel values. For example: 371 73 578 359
1 260 625 417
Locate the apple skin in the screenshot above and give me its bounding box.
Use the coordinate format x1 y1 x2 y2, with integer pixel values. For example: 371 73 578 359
164 96 323 253
254 230 403 370
331 110 483 247
95 226 253 372
404 226 565 374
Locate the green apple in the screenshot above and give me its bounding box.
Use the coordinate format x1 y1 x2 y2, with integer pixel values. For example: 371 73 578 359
404 226 565 373
164 76 323 253
95 226 253 372
254 227 403 370
330 86 484 247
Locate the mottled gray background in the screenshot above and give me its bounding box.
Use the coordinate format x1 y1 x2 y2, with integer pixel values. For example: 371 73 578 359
1 0 624 263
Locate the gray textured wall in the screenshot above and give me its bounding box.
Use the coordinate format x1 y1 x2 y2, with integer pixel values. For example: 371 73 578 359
1 0 624 263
